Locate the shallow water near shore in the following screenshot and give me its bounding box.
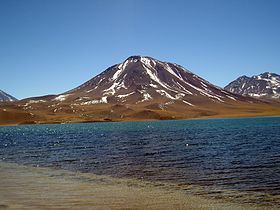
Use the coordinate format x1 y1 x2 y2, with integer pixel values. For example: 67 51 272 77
0 161 260 210
0 117 280 209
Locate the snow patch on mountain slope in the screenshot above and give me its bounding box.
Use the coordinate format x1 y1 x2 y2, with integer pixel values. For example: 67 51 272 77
141 92 152 102
185 82 224 102
183 100 194 106
103 79 127 96
150 84 158 88
114 60 129 80
29 100 46 103
141 62 184 95
142 63 170 90
117 92 135 98
176 82 193 95
248 93 267 97
81 96 107 105
156 90 176 100
164 63 182 80
226 95 237 101
53 94 71 101
175 93 185 99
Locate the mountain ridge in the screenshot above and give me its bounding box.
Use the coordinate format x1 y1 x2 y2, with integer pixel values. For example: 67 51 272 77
225 72 280 99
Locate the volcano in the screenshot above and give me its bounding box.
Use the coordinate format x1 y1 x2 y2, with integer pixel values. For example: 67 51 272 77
57 55 248 105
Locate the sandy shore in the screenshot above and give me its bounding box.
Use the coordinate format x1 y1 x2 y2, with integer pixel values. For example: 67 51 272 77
0 162 269 210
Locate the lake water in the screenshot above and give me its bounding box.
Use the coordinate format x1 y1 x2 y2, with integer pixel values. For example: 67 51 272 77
0 117 280 208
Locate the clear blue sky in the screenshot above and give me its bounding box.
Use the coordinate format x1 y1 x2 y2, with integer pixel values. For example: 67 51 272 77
0 0 279 99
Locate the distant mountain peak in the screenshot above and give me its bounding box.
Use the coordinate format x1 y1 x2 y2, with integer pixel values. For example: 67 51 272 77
239 75 250 79
0 90 17 102
225 72 280 99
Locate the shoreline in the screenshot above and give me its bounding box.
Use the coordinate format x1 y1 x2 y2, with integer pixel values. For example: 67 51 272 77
0 161 264 210
0 113 279 127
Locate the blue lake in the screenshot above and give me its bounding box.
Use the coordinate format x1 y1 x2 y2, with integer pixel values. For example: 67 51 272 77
0 117 280 207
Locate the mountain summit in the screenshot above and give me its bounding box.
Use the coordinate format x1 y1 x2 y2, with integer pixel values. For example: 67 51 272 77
225 72 280 99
